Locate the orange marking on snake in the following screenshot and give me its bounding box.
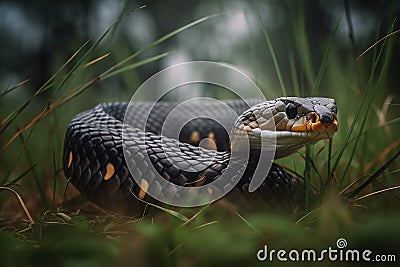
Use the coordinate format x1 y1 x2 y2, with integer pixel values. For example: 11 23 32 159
205 132 217 150
190 131 200 143
104 163 115 180
138 179 149 199
194 175 206 186
68 151 73 168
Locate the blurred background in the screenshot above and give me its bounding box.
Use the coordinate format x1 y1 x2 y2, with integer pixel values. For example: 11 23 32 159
1 0 399 94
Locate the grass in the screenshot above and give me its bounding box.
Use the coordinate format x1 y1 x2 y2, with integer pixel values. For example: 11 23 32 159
1 4 400 267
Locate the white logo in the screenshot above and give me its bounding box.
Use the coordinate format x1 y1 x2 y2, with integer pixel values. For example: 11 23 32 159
336 238 348 249
257 238 396 262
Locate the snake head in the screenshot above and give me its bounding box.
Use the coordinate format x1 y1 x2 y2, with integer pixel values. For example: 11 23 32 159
233 97 338 158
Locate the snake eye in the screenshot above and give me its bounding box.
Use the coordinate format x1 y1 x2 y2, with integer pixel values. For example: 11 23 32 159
285 103 297 119
327 103 337 114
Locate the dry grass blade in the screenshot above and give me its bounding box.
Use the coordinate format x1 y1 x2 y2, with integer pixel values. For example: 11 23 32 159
339 174 370 195
0 103 50 152
0 13 217 152
181 204 210 227
377 179 400 201
4 163 37 187
235 211 262 236
1 6 146 140
0 186 34 225
351 185 400 202
0 79 30 98
128 188 189 222
98 13 222 81
357 29 400 60
295 207 320 224
101 52 170 80
0 40 90 135
52 8 147 95
362 140 400 173
16 129 47 204
145 202 189 223
189 221 218 231
347 150 400 199
84 53 111 68
333 21 395 185
169 244 183 256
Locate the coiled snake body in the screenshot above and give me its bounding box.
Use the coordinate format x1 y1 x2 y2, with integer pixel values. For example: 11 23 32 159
63 97 338 212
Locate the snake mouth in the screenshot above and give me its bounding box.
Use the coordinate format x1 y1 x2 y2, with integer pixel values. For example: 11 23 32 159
291 113 338 134
244 113 338 157
249 113 338 139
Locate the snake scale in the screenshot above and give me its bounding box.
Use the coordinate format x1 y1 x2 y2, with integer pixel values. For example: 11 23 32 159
63 97 338 212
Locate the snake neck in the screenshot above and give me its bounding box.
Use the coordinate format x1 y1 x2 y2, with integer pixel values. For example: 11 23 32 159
123 126 238 187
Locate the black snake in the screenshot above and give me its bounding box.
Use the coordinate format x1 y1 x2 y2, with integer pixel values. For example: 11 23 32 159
63 97 338 212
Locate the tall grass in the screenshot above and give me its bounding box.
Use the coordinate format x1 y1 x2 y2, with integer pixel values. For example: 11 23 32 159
0 4 399 267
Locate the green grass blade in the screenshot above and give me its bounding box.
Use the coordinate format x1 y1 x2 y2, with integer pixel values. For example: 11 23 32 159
329 91 362 178
235 211 262 236
54 6 147 95
1 169 13 185
52 147 57 205
128 188 188 222
53 27 115 95
45 39 91 95
1 7 144 134
0 40 90 135
304 144 311 209
340 96 372 184
101 52 170 80
141 14 222 54
319 138 334 201
346 117 400 145
344 0 358 58
253 4 287 96
1 14 219 151
347 150 400 199
289 2 315 87
289 51 301 96
336 24 395 185
146 202 189 222
330 46 382 179
181 204 210 227
60 14 222 104
0 79 30 98
1 101 32 134
326 138 333 189
0 128 37 185
98 13 223 81
19 128 48 206
4 164 37 187
311 16 341 96
340 37 394 184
